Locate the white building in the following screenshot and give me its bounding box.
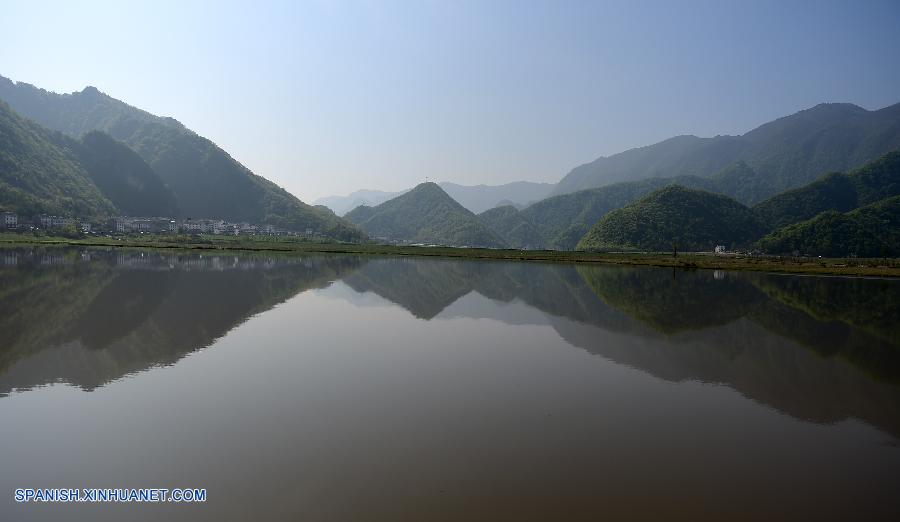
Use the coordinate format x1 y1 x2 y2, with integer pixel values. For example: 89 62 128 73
40 215 74 228
714 245 726 254
212 220 228 235
113 217 133 232
2 211 16 228
179 218 224 234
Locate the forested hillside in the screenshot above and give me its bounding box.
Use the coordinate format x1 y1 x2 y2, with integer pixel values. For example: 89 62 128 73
754 150 900 230
756 196 900 257
0 101 115 217
0 76 364 240
577 186 765 252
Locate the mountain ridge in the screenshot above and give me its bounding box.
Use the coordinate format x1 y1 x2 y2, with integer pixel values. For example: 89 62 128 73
553 101 900 199
0 75 364 240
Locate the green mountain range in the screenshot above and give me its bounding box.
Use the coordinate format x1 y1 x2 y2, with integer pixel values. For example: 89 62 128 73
345 182 507 247
570 150 900 256
0 75 363 240
577 185 765 252
476 161 806 251
554 103 900 202
4 71 898 255
317 102 900 252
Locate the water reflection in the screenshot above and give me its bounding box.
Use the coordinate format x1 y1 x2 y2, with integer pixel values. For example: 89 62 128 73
337 257 900 438
0 247 363 393
3 250 899 432
1 247 899 521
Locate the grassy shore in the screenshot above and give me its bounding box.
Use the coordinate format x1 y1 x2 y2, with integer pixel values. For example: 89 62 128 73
2 232 899 277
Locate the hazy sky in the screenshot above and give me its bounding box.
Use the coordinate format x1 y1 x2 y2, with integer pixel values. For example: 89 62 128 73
3 0 900 201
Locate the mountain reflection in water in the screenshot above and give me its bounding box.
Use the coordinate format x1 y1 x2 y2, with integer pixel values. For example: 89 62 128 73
1 247 898 521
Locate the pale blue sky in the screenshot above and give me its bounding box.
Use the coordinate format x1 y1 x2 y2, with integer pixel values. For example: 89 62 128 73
3 0 900 201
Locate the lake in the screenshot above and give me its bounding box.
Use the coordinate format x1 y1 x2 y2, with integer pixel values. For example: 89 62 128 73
1 246 899 521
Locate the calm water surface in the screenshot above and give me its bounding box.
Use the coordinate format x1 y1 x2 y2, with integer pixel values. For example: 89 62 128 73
1 247 899 521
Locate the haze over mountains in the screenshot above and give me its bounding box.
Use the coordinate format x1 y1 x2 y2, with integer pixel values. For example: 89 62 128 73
553 102 900 199
321 100 900 253
316 180 553 216
1 71 898 255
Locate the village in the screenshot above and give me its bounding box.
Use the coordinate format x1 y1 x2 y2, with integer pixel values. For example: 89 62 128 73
0 210 323 238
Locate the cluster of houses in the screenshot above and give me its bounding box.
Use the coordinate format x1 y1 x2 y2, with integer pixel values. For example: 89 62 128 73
111 217 304 236
2 211 95 233
0 210 315 237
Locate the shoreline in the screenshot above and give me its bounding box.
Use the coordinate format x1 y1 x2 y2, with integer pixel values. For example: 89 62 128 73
2 235 898 278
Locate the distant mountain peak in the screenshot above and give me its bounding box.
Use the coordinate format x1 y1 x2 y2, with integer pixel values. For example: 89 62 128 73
317 181 552 215
345 180 506 247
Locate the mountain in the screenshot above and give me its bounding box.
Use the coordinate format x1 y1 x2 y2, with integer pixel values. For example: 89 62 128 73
754 150 900 231
478 205 546 249
756 195 900 257
554 102 900 202
345 182 507 247
437 181 553 214
0 101 116 217
317 181 553 216
577 185 765 252
0 75 364 240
